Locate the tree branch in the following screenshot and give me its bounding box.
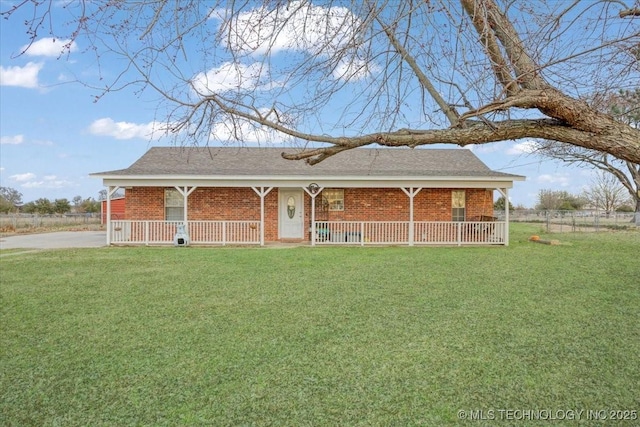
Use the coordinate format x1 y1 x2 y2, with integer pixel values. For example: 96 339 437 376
281 118 640 165
460 0 520 96
375 13 460 125
619 8 640 17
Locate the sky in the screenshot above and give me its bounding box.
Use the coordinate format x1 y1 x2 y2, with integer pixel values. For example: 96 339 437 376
0 1 608 208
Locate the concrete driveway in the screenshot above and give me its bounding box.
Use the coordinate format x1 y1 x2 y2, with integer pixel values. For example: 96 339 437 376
0 231 106 250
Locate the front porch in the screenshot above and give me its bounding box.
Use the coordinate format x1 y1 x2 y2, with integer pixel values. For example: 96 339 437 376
107 218 506 246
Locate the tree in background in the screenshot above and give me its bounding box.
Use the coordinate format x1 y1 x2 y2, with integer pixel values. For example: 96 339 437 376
53 199 71 214
81 198 101 214
536 190 585 211
582 172 630 215
3 1 639 164
536 88 640 219
23 198 55 215
72 195 84 212
493 196 514 213
0 187 23 213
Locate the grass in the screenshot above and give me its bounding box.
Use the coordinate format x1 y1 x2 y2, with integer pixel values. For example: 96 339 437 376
1 224 638 426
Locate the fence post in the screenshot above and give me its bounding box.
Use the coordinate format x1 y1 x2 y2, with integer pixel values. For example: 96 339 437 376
456 222 462 246
145 221 149 246
361 222 365 246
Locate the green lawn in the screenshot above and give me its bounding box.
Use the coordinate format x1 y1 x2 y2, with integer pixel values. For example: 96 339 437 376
1 224 638 426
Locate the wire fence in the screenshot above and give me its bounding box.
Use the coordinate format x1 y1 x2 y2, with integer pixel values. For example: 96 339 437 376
498 210 639 232
0 213 101 231
1 211 637 234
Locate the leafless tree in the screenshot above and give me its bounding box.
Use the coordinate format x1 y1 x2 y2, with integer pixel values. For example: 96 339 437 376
3 0 640 164
536 88 640 215
583 171 630 214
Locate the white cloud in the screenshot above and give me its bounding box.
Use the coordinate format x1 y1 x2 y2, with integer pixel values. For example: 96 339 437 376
10 172 36 182
23 37 78 57
0 62 43 88
506 140 539 155
9 172 74 189
333 57 380 81
0 135 24 145
22 178 74 189
88 118 166 140
218 1 373 82
224 2 359 56
191 62 265 95
210 111 293 144
537 173 571 187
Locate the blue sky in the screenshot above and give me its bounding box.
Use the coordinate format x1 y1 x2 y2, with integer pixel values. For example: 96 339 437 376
0 2 602 207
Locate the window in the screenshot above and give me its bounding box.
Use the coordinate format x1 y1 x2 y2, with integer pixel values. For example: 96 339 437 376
165 188 184 221
452 190 465 221
323 189 344 211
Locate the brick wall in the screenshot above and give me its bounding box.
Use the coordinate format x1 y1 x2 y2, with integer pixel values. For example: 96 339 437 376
124 186 495 241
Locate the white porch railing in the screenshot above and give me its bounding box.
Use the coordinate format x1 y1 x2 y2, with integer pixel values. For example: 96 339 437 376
313 221 506 245
108 220 505 246
110 220 260 245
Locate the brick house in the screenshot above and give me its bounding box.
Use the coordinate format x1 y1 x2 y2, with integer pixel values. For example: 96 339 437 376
91 147 524 246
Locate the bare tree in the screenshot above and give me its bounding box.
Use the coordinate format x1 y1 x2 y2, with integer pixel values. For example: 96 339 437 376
536 88 640 216
583 171 630 215
3 1 640 164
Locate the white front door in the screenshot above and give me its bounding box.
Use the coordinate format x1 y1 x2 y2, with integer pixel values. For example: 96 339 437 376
279 189 304 239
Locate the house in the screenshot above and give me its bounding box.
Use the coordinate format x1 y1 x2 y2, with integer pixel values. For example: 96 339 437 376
100 196 125 224
91 146 525 246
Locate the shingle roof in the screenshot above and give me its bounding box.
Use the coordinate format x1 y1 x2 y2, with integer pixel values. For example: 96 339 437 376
93 146 522 179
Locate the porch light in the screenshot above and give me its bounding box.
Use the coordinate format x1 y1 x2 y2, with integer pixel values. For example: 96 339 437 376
308 183 320 194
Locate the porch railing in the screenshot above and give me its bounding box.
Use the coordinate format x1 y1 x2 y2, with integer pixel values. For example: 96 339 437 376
110 220 260 245
313 221 505 245
108 220 505 246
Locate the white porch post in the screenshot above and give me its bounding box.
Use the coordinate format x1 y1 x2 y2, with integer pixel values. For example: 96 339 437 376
252 187 274 246
303 185 324 246
497 188 509 246
174 186 197 226
503 188 509 246
401 187 422 246
106 186 120 245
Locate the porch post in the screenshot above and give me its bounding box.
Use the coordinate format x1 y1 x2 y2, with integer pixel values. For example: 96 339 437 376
497 188 509 246
303 185 324 246
503 188 510 246
174 186 197 226
401 187 422 246
106 186 120 246
252 187 274 246
311 194 316 246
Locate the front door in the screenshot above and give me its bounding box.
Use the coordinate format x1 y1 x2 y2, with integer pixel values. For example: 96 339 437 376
279 189 304 239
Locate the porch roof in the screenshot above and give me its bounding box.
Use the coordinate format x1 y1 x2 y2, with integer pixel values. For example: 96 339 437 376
92 147 525 188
